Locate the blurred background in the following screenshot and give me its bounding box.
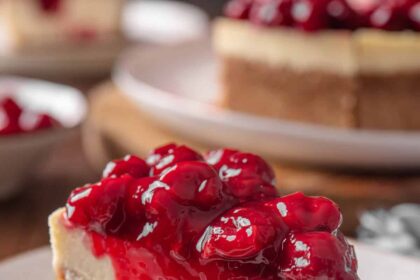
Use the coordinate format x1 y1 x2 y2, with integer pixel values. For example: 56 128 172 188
0 0 224 261
0 0 420 273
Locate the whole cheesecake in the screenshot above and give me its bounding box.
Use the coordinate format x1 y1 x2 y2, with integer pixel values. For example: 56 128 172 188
49 144 359 279
214 0 420 130
0 0 123 52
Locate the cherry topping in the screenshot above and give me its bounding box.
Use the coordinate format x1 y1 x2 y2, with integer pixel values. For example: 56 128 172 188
204 148 238 170
292 0 329 31
1 97 21 120
224 0 254 20
103 155 150 179
39 0 61 13
198 205 280 259
147 144 203 176
66 176 132 235
34 114 56 130
224 0 420 32
0 96 58 136
264 192 342 232
250 0 294 26
0 97 22 135
327 0 361 29
278 232 358 279
125 177 155 218
369 1 408 31
20 112 58 132
207 149 277 202
159 161 224 209
408 1 420 30
63 144 358 280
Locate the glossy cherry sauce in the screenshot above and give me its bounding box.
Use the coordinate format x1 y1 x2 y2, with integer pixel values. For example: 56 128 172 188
65 144 359 280
39 0 62 13
0 96 58 136
225 0 420 31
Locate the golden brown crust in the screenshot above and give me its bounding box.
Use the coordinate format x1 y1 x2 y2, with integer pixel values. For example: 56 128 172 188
357 74 420 130
220 56 357 128
220 56 420 130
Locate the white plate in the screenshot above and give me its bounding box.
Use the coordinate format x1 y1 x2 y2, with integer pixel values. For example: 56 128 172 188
123 0 209 45
0 0 208 77
0 77 87 199
1 244 419 280
114 41 420 169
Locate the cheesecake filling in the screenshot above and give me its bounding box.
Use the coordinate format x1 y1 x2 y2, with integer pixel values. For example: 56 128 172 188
214 18 420 75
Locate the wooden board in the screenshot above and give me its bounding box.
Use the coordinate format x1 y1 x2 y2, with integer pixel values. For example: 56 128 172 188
83 82 420 234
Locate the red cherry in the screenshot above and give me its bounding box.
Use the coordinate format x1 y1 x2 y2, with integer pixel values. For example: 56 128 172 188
198 206 280 259
1 97 22 120
139 179 174 218
291 0 330 31
34 114 56 130
368 0 408 30
103 155 150 179
147 144 203 176
39 0 61 13
327 0 361 29
224 0 254 20
137 176 216 254
66 176 132 234
278 232 358 280
217 152 277 201
250 0 293 26
146 143 177 166
0 97 22 135
125 176 156 217
407 1 420 30
159 161 224 209
0 113 20 135
19 111 58 132
205 148 238 170
65 185 94 226
264 192 342 232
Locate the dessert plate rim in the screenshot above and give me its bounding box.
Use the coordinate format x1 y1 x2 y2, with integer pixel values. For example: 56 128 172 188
114 40 420 169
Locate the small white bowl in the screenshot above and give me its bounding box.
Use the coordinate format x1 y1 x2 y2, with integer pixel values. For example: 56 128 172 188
0 77 87 200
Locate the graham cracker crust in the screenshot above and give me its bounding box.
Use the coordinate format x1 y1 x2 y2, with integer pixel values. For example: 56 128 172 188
357 74 420 130
220 56 420 130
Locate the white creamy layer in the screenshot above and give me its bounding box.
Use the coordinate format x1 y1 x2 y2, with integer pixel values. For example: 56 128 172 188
0 0 123 50
214 18 420 75
49 209 116 280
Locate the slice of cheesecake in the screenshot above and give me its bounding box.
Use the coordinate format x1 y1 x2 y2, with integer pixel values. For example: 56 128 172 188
49 144 359 280
214 0 420 131
0 0 123 52
49 209 115 280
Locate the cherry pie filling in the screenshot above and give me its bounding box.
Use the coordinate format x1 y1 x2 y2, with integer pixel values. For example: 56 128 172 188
65 144 359 279
0 96 59 136
38 0 62 13
225 0 420 31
